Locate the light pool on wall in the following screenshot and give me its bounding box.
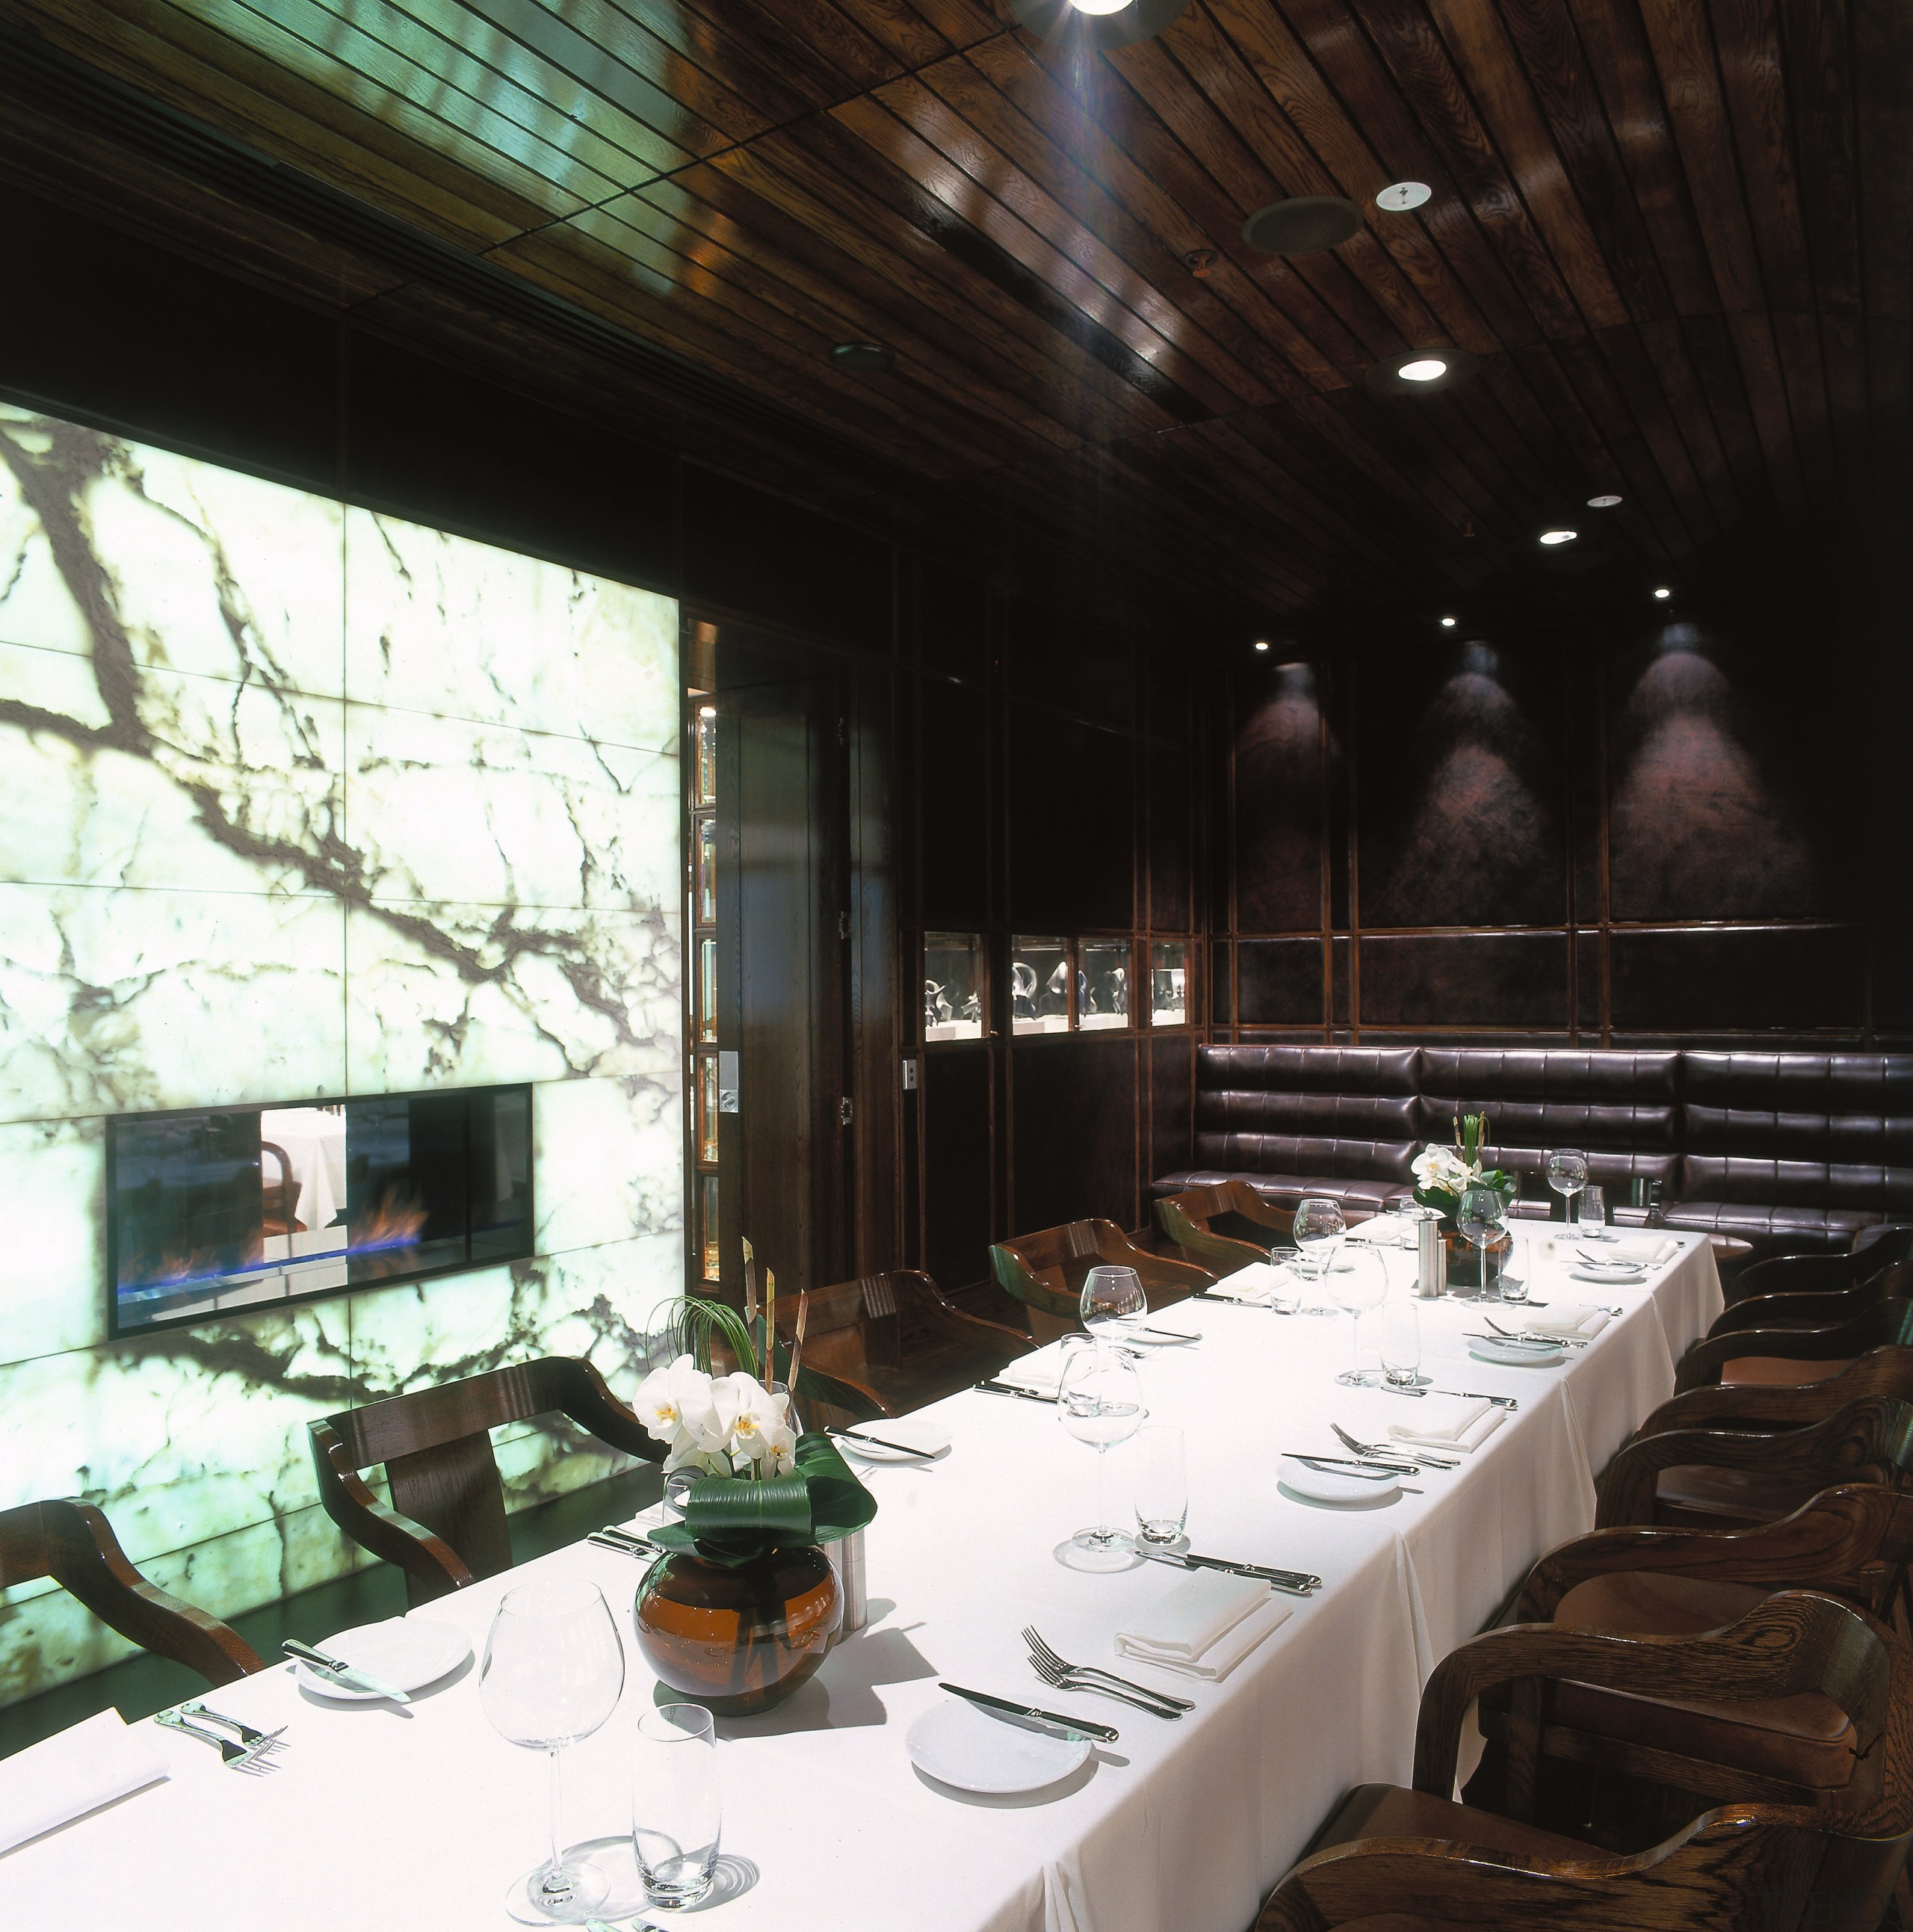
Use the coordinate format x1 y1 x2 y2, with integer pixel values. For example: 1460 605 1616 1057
0 404 684 1708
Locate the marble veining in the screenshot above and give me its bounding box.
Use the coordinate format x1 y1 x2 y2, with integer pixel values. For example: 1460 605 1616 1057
0 406 683 1709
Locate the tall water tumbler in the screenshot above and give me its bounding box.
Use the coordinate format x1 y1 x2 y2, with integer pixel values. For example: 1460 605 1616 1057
633 1703 722 1909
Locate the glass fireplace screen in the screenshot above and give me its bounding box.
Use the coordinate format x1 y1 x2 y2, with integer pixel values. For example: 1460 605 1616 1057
105 1085 533 1335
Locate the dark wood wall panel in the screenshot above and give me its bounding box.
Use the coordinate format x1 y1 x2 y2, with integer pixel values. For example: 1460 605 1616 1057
1149 1036 1195 1183
1010 1042 1137 1238
922 1048 993 1300
1146 741 1193 933
1609 928 1866 1034
1232 660 1329 932
1359 933 1571 1030
1237 937 1324 1026
918 679 991 928
1007 706 1134 931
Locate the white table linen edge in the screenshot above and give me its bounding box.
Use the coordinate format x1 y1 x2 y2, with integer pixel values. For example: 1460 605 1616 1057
0 1707 169 1856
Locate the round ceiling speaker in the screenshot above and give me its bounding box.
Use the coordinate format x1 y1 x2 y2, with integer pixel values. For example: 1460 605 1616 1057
1241 197 1364 256
830 342 894 374
1009 0 1191 49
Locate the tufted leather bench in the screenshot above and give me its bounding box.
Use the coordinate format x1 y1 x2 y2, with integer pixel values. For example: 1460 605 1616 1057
1153 1046 1913 1258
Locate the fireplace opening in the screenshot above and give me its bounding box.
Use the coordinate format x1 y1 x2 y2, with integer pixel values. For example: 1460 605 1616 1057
105 1085 533 1335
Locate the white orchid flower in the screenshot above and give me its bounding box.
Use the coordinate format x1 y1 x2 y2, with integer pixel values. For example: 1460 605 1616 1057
634 1354 725 1455
713 1373 793 1474
1411 1144 1471 1193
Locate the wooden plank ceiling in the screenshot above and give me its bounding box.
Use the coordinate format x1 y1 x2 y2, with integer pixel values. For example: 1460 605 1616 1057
4 0 1906 620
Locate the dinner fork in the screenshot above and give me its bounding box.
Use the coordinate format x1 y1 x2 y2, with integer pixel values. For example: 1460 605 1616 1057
179 1701 288 1759
1331 1422 1456 1472
1025 1648 1184 1718
155 1707 279 1772
1484 1315 1588 1348
1022 1626 1195 1713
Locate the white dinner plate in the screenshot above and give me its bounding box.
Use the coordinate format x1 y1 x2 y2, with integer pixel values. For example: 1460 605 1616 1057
1119 1324 1201 1347
292 1617 472 1701
833 1419 954 1463
906 1697 1092 1794
1570 1264 1645 1286
1467 1339 1566 1368
1277 1457 1401 1504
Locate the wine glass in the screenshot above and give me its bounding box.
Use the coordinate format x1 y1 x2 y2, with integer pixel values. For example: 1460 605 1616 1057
1292 1197 1346 1314
1457 1185 1507 1299
1328 1246 1387 1385
1545 1149 1588 1226
1080 1263 1146 1344
482 1577 627 1923
1057 1343 1145 1572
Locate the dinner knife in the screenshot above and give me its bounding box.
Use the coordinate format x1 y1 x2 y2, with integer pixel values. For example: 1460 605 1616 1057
974 1378 1057 1404
938 1682 1117 1744
1193 1289 1290 1312
829 1426 939 1460
1285 1453 1416 1480
282 1638 412 1703
1142 1549 1321 1592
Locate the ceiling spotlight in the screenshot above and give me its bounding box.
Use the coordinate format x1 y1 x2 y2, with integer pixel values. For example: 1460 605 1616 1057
1243 197 1363 256
1365 346 1480 395
830 342 893 374
1010 0 1188 46
1375 182 1433 213
1539 528 1578 546
1586 493 1623 508
697 705 716 718
1440 617 1457 628
1653 586 1672 599
1253 639 1270 652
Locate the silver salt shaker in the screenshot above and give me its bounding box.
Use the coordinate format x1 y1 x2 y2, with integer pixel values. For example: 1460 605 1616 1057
827 1528 868 1638
1415 1217 1446 1298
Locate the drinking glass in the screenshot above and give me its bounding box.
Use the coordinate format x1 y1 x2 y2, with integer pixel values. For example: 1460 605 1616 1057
632 1704 721 1909
482 1577 626 1923
1578 1182 1612 1241
1081 1263 1147 1343
1457 1185 1506 1299
1057 1343 1146 1571
1131 1424 1188 1547
1379 1298 1422 1386
1329 1247 1387 1386
1545 1148 1588 1225
1292 1197 1346 1314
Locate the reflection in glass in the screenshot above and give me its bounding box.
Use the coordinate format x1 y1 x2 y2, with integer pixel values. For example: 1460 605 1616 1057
694 709 717 806
1010 936 1071 1034
696 818 717 925
696 1057 719 1164
697 939 717 1045
1149 941 1188 1026
699 1173 720 1283
924 931 985 1040
1078 940 1130 1031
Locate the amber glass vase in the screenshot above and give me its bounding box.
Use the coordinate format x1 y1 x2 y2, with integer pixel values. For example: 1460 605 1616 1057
634 1543 841 1716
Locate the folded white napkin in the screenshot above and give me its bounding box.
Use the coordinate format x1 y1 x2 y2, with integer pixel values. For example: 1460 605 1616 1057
0 1708 169 1856
1355 1391 1505 1454
1116 1570 1291 1682
1215 1260 1295 1303
1345 1216 1403 1244
1393 1405 1505 1454
995 1340 1072 1395
1610 1235 1680 1266
1524 1302 1612 1340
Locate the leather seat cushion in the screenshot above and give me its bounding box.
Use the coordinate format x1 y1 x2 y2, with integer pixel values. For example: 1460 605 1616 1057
1719 1355 1858 1386
1152 1170 1402 1214
1307 1781 1595 1866
1653 1463 1832 1527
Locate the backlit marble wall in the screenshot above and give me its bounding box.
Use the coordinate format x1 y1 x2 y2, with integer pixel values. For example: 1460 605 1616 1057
0 406 682 1706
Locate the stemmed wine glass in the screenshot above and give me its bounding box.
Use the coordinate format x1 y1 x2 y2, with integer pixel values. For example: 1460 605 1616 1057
1057 1342 1146 1572
1545 1149 1589 1226
1292 1197 1346 1314
1329 1247 1388 1385
482 1577 627 1923
1457 1185 1507 1299
1080 1263 1147 1343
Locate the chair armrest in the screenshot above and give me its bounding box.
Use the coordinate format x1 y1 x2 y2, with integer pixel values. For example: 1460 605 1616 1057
1156 1197 1270 1274
1676 1321 1870 1393
1634 1378 1864 1440
550 1358 666 1463
898 1274 1033 1356
989 1244 1078 1324
307 1419 475 1601
1710 1283 1879 1336
1724 1253 1860 1306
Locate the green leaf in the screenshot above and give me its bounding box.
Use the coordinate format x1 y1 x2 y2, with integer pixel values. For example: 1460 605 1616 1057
649 1431 877 1568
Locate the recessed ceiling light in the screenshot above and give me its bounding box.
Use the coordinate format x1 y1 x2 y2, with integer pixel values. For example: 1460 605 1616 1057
1375 182 1432 213
1653 587 1672 599
1253 639 1270 652
1440 617 1457 628
1242 197 1364 256
1010 0 1187 44
1365 346 1480 395
1399 357 1448 382
1586 493 1623 508
1539 528 1578 546
1069 0 1130 12
697 705 716 718
830 342 893 374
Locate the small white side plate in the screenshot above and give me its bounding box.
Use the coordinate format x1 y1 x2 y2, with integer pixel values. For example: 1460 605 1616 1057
906 1697 1092 1794
1467 1339 1566 1368
834 1419 954 1463
1570 1264 1645 1286
293 1617 472 1700
1277 1457 1401 1504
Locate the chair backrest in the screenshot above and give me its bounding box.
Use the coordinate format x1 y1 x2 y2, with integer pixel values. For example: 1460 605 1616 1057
1157 1182 1293 1271
991 1219 1211 1339
0 1499 264 1687
1641 1348 1913 1439
1713 1261 1913 1336
313 1357 661 1590
1676 1299 1913 1392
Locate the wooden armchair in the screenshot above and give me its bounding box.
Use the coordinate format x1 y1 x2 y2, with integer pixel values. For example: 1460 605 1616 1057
1675 1300 1913 1393
1155 1181 1294 1274
1257 1592 1913 1932
310 1357 664 1607
1595 1396 1913 1532
1709 1262 1913 1339
776 1270 1030 1418
0 1499 263 1688
1636 1351 1913 1443
1725 1229 1913 1307
989 1218 1212 1343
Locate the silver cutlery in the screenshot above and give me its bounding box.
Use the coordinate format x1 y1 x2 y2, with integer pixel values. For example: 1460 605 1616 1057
1022 1626 1194 1714
974 1379 1057 1404
1332 1422 1456 1472
1194 1289 1291 1312
282 1637 411 1703
593 1523 662 1549
938 1681 1118 1744
179 1701 288 1759
1136 1549 1319 1593
1285 1453 1413 1481
1129 1324 1200 1344
1026 1649 1184 1717
1485 1315 1590 1349
155 1707 279 1771
829 1426 940 1460
590 1531 663 1558
1436 1388 1518 1410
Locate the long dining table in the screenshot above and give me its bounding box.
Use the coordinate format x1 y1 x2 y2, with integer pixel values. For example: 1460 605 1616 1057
1 1226 1722 1932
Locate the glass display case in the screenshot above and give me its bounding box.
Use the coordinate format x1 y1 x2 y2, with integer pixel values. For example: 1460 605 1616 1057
1149 941 1189 1027
696 938 717 1046
923 932 985 1040
1078 939 1131 1030
1010 936 1072 1034
698 1172 720 1285
696 817 717 925
694 707 717 806
696 1055 720 1163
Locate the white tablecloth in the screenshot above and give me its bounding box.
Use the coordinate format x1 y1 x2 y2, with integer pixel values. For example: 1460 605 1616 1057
0 1234 1721 1931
